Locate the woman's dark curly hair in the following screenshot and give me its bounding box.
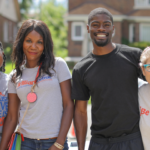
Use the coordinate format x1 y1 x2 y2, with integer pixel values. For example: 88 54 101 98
11 19 55 83
0 42 6 72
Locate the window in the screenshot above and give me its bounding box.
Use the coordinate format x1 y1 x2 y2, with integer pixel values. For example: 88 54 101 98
112 28 115 37
13 26 18 40
129 24 135 43
3 21 8 43
9 22 12 41
134 0 150 8
140 24 150 42
71 22 84 41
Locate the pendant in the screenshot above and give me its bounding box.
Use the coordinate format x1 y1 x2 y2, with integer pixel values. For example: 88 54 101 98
27 92 37 103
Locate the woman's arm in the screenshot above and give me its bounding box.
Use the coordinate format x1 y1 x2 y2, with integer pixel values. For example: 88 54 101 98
49 79 74 150
0 93 20 150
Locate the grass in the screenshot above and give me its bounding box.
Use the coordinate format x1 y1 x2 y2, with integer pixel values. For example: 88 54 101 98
5 61 14 74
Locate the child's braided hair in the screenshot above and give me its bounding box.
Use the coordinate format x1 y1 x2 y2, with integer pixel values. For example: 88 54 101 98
0 42 6 72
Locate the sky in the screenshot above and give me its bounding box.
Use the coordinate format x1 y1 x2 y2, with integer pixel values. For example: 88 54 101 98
33 0 67 8
29 0 67 13
34 0 66 5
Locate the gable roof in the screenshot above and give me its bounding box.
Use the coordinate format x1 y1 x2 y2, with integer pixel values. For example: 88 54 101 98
0 0 21 22
128 9 150 17
69 2 122 15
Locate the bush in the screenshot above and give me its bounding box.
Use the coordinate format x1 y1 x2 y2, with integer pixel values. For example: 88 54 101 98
128 42 150 50
66 61 76 69
55 49 68 58
4 46 12 61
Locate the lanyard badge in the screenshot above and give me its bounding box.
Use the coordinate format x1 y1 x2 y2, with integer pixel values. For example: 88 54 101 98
27 63 41 103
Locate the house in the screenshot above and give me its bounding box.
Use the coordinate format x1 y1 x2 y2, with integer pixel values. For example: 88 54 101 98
65 0 150 62
0 0 21 48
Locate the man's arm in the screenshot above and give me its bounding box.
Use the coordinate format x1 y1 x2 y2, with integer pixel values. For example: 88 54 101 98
74 100 88 150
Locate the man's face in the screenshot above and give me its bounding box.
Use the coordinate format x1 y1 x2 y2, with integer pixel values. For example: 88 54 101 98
87 14 114 47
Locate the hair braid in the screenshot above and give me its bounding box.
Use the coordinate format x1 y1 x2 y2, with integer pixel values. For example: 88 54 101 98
2 53 6 72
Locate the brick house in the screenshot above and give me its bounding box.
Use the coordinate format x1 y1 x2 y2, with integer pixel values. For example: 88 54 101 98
65 0 150 62
0 0 21 48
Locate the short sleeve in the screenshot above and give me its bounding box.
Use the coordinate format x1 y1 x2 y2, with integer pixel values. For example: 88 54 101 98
56 57 71 83
71 68 90 101
8 71 17 94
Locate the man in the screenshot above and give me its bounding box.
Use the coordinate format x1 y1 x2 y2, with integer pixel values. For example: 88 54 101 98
71 8 144 150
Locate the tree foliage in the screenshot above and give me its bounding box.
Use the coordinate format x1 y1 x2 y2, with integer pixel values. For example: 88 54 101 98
40 0 68 58
19 0 33 19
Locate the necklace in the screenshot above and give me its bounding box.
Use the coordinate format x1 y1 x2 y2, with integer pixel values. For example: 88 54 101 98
26 63 41 103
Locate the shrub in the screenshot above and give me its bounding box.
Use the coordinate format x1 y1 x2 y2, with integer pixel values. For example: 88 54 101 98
4 46 12 60
128 42 150 50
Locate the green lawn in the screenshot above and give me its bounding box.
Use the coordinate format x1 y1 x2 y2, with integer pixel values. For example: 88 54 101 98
5 61 14 74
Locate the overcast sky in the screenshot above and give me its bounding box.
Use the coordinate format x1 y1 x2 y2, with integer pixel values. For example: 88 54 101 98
34 0 66 5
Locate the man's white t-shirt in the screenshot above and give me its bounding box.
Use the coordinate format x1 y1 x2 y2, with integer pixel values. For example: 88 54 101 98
139 82 150 150
8 57 71 139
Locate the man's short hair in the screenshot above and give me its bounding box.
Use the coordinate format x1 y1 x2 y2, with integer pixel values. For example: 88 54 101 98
88 7 113 25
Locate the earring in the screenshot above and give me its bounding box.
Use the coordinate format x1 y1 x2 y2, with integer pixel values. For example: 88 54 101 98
43 51 44 55
20 54 27 70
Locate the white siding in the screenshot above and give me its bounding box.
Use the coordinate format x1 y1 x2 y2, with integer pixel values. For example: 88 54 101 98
0 0 18 22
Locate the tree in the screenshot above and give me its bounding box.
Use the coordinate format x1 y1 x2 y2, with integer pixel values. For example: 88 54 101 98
40 0 68 58
18 0 33 19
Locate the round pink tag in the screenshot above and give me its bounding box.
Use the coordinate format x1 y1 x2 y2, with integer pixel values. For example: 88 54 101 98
27 92 37 103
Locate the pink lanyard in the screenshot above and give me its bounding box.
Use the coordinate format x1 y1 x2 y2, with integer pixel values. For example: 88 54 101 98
17 63 42 134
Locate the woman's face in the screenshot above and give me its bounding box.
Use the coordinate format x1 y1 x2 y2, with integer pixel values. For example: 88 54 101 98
0 50 4 68
141 57 150 83
23 30 44 64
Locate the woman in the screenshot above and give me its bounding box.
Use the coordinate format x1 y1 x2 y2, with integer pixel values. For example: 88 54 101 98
0 41 8 142
0 19 74 150
139 47 150 150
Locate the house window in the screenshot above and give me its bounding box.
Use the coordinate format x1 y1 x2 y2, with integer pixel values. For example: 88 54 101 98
134 0 150 8
140 24 150 42
3 21 9 43
112 28 115 37
9 22 12 41
71 22 84 41
13 26 18 40
129 24 135 43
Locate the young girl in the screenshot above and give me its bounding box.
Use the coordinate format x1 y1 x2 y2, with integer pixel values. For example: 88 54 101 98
0 42 8 142
0 20 74 150
139 47 150 150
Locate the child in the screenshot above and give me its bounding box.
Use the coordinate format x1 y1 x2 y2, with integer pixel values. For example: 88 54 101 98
0 42 8 142
139 47 150 150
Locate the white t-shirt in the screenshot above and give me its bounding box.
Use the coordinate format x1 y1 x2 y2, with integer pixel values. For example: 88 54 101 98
0 72 8 140
8 57 71 139
139 83 150 150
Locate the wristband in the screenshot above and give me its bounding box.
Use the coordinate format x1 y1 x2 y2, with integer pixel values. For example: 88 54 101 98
54 142 64 149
